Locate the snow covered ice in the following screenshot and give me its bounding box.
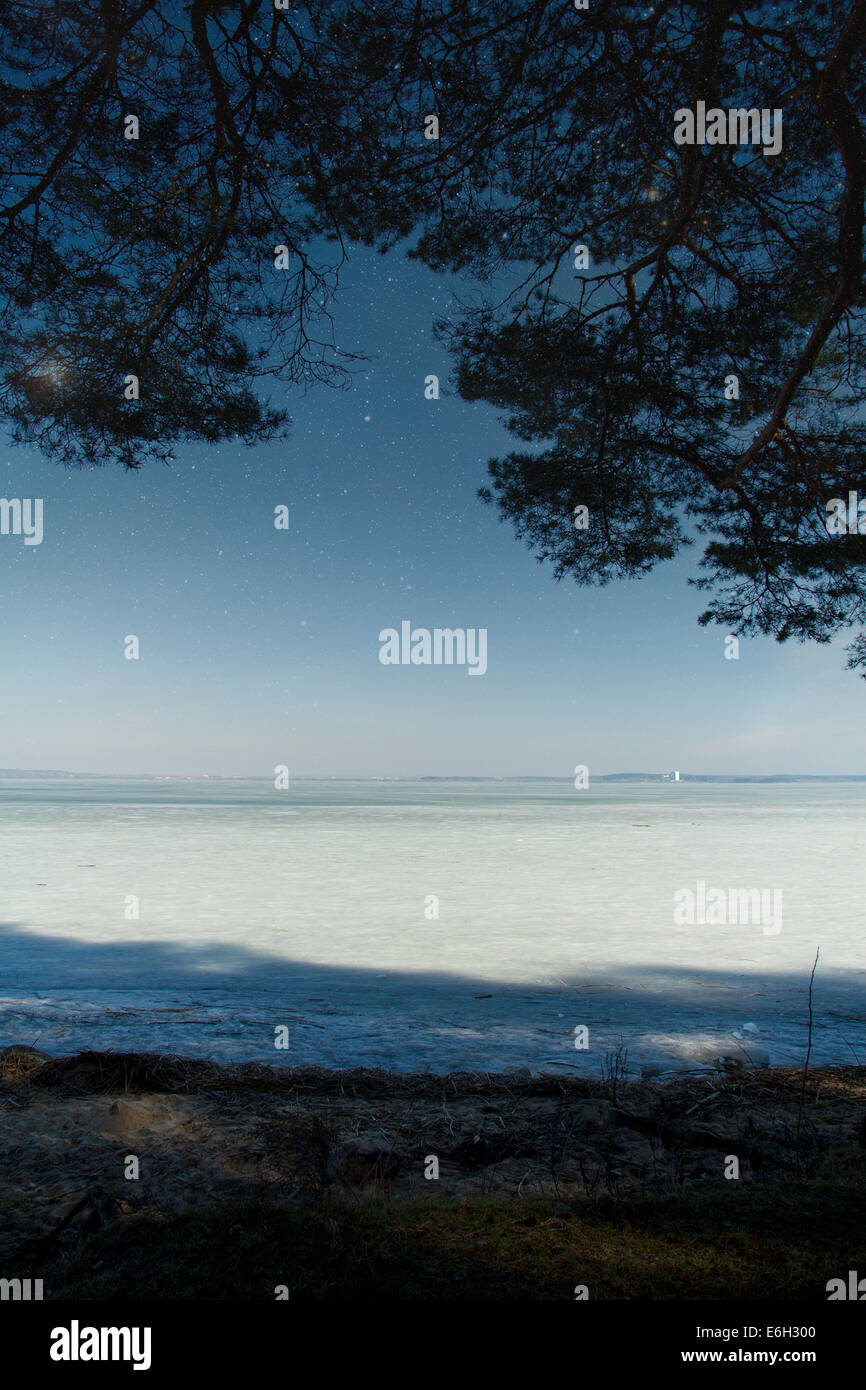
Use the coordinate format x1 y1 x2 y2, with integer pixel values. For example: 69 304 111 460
1 778 863 1077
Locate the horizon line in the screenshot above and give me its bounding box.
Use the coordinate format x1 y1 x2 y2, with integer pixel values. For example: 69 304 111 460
1 770 865 783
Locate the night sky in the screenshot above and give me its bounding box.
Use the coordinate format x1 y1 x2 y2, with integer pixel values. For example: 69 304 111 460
2 243 862 777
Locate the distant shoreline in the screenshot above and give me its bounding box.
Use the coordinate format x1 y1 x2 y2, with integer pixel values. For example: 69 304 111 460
1 771 865 784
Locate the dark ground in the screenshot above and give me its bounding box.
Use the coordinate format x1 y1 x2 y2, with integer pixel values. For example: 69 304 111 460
1 1046 864 1299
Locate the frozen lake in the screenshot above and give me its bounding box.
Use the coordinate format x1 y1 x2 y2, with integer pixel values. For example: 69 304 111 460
0 778 863 1076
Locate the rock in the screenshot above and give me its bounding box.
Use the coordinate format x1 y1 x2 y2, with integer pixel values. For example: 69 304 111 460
97 1095 196 1138
716 1047 770 1070
571 1099 616 1127
717 1055 745 1072
102 1099 155 1136
449 1132 514 1168
30 1189 121 1252
326 1139 401 1186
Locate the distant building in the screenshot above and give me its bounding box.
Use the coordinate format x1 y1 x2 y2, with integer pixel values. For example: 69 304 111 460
674 770 680 781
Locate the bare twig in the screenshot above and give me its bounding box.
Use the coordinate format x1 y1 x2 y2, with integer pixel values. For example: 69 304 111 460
796 948 821 1155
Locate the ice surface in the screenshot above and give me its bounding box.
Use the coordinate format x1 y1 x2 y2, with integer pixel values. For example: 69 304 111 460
0 778 863 1076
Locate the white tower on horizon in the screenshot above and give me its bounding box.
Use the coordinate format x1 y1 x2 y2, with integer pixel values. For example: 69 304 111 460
674 770 680 781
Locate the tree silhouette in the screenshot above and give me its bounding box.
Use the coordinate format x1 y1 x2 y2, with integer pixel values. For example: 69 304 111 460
345 0 866 670
0 0 369 469
2 1 865 667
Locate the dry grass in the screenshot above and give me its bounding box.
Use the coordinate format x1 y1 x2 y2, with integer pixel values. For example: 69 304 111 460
1 1049 864 1299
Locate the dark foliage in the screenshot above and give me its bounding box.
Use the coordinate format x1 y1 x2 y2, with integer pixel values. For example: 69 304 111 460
2 1 865 663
